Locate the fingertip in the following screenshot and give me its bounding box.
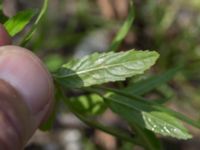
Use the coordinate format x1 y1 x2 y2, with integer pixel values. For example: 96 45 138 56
0 46 54 128
0 79 32 150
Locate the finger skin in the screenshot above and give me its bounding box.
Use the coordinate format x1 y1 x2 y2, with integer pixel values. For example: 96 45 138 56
0 46 54 149
0 80 31 149
0 23 12 46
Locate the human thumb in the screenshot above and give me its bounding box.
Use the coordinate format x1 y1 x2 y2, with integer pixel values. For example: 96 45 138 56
0 46 54 150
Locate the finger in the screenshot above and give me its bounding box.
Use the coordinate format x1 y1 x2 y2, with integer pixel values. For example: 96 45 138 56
0 79 31 150
0 23 12 46
0 45 54 149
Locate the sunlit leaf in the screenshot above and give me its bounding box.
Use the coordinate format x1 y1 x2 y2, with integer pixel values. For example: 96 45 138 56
54 50 159 88
4 9 36 36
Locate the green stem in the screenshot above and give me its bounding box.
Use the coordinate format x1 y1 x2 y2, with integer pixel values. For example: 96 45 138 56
86 87 162 150
57 85 139 144
98 86 151 103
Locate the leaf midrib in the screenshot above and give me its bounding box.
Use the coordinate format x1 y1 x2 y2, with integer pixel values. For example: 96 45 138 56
55 55 156 78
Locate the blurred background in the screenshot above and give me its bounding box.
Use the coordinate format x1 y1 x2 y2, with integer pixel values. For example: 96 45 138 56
2 0 200 149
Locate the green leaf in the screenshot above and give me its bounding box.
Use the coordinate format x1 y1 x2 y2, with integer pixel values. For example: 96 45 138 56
106 93 192 140
54 50 159 88
108 1 135 52
4 9 36 36
100 86 200 133
154 105 200 130
70 94 107 116
20 0 49 46
124 66 180 95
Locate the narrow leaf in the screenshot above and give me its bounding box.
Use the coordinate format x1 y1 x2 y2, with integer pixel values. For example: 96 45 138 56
54 50 159 88
20 0 49 46
108 1 135 52
106 93 192 140
101 86 200 132
124 66 181 95
4 9 36 36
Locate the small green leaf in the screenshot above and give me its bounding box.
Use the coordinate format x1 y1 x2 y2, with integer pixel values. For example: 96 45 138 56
4 9 36 36
108 1 135 52
70 94 107 116
106 93 192 140
124 66 180 95
20 0 49 46
54 50 159 88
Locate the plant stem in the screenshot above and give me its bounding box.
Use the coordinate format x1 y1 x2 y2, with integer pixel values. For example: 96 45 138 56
57 85 139 144
85 88 163 150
